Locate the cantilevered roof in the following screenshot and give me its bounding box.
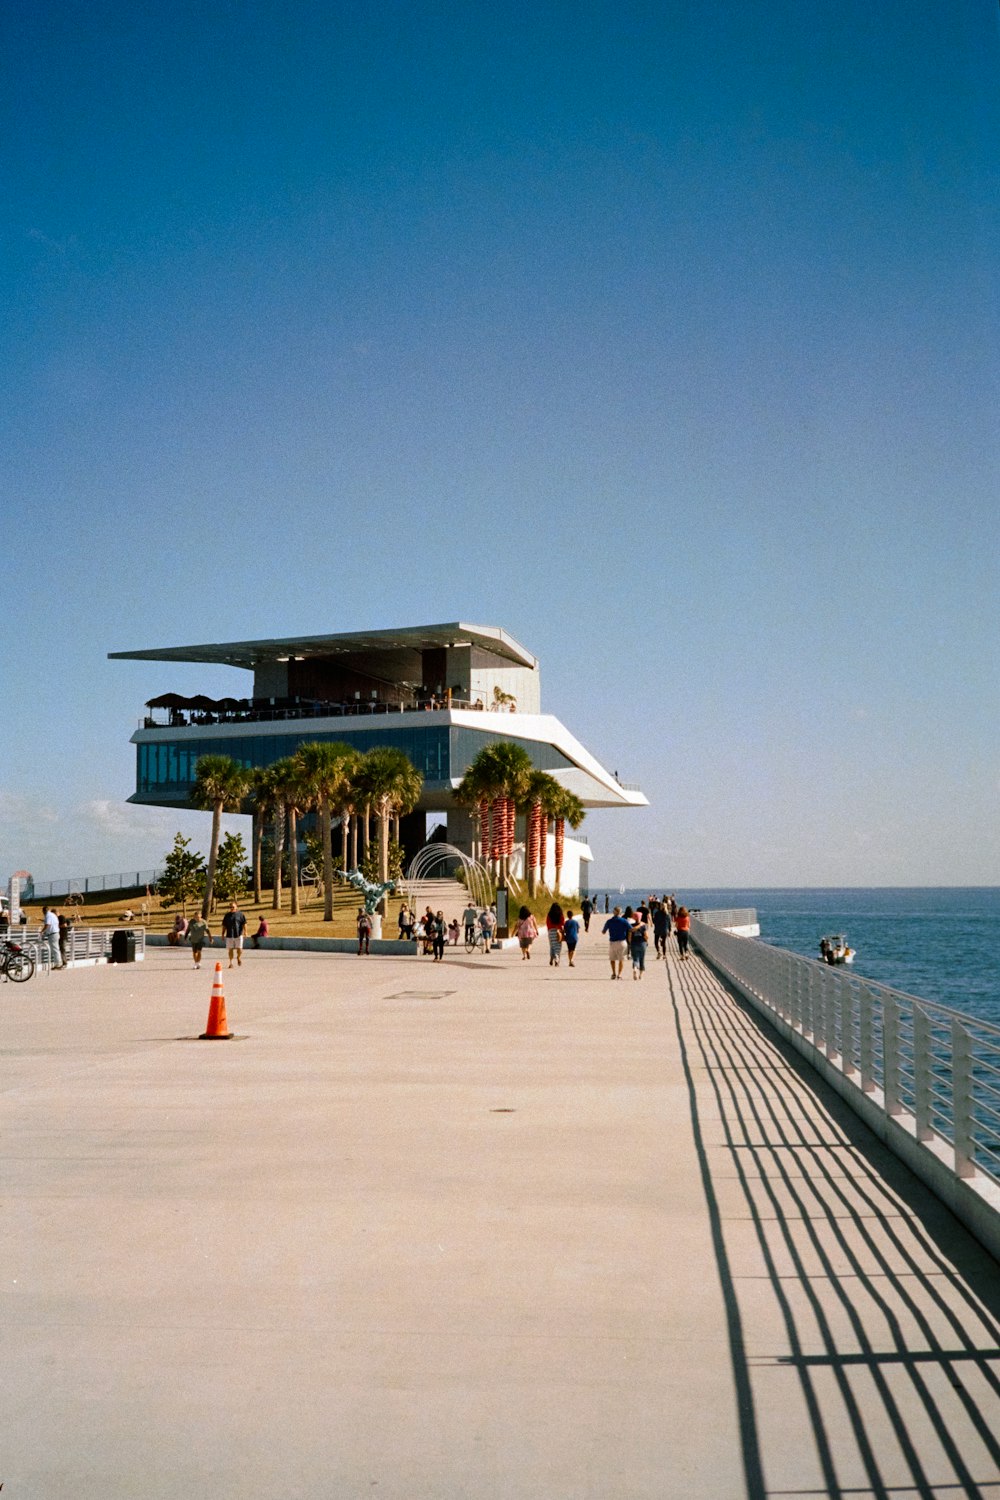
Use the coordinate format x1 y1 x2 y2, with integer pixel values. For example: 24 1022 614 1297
109 622 537 670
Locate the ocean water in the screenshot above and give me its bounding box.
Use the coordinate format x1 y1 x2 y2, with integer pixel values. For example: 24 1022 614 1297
589 888 1000 1026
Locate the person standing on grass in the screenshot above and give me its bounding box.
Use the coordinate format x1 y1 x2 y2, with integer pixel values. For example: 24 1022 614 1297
222 901 247 968
187 915 212 970
563 909 580 967
601 905 630 980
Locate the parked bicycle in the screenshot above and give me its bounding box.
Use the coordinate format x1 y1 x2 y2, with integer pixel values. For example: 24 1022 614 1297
2 940 36 982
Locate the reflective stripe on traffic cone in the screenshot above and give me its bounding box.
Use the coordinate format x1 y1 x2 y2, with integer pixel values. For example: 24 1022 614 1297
199 961 234 1040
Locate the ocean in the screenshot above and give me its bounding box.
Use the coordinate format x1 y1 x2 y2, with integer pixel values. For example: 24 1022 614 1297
591 888 1000 1026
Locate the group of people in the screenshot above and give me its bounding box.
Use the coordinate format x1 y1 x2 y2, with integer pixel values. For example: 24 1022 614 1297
601 896 692 980
394 902 499 959
169 903 259 969
0 906 74 969
513 903 582 966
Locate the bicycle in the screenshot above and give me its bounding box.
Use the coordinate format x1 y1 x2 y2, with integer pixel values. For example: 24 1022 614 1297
465 927 491 954
1 940 36 982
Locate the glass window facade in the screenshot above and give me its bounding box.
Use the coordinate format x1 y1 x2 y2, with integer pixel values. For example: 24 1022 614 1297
135 722 574 801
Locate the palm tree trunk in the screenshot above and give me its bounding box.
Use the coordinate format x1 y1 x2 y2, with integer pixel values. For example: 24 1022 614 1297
252 812 263 905
555 817 565 895
202 802 223 918
342 807 351 872
379 797 390 883
362 802 371 860
322 801 334 921
289 807 300 916
272 804 285 910
527 800 540 896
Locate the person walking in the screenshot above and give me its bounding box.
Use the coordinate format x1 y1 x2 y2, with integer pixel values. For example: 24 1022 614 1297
430 910 446 962
187 914 212 969
675 906 692 961
601 905 630 980
580 896 593 933
629 910 649 979
222 901 247 968
563 909 580 967
545 902 564 966
357 907 373 955
652 902 669 960
478 906 496 953
515 906 538 960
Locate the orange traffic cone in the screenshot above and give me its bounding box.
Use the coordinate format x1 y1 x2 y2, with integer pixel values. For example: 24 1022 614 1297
199 961 234 1040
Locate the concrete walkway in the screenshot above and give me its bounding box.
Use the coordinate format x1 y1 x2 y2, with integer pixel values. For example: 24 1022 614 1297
3 932 1000 1498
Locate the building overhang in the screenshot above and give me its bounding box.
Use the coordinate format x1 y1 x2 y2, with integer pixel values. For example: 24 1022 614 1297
109 622 537 671
129 707 647 811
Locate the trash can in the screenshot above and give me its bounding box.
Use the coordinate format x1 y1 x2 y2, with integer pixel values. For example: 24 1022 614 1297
110 929 136 964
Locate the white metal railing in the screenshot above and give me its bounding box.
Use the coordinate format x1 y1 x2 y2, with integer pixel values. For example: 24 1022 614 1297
12 926 147 969
692 919 1000 1187
694 908 758 932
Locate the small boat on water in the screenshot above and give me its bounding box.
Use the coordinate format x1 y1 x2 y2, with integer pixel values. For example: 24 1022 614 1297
819 934 855 966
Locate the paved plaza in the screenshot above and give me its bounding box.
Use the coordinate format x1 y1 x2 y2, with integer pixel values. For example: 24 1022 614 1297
3 931 1000 1498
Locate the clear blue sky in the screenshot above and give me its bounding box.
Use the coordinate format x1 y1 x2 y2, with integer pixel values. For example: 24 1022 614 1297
2 0 998 887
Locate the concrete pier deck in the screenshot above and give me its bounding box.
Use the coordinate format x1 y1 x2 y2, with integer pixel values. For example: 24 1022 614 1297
4 933 1000 1498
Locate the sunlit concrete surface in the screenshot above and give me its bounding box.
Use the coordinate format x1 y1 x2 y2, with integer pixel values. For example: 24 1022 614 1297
3 934 1000 1498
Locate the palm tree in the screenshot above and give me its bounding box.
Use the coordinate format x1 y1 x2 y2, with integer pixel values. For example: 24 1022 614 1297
359 746 423 882
552 787 585 896
249 767 280 905
190 754 252 918
522 770 562 895
455 741 533 885
453 758 495 869
294 742 360 921
269 757 309 916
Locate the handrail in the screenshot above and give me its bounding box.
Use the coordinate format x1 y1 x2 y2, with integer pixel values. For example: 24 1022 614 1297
691 918 1000 1188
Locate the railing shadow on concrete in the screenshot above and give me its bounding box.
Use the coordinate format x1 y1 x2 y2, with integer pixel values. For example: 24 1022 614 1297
668 954 1000 1499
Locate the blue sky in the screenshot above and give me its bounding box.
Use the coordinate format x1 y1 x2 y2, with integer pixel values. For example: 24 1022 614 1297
2 0 998 887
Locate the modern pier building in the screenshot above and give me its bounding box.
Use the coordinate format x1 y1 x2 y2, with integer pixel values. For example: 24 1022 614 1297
110 622 646 888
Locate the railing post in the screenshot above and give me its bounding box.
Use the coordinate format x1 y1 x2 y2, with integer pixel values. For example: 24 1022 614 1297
913 1006 933 1141
824 968 838 1063
858 984 876 1093
883 996 903 1115
952 1019 977 1178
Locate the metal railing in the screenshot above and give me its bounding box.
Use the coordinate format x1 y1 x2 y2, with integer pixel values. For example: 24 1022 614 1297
16 871 163 901
12 927 147 969
694 908 758 932
692 919 1000 1186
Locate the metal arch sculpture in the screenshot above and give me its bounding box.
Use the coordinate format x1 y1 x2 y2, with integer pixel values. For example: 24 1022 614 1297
404 843 492 913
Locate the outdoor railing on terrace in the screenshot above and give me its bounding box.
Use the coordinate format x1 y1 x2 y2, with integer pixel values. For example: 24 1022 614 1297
138 695 500 729
691 916 1000 1188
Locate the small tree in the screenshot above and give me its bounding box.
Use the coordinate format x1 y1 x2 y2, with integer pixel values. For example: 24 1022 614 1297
158 833 205 917
212 831 250 907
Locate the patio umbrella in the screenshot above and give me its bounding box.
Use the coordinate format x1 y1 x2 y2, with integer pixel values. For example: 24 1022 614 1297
145 692 190 709
188 695 221 711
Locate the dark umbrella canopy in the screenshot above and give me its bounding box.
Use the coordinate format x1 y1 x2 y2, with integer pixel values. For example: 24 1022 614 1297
145 692 189 709
188 695 221 710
